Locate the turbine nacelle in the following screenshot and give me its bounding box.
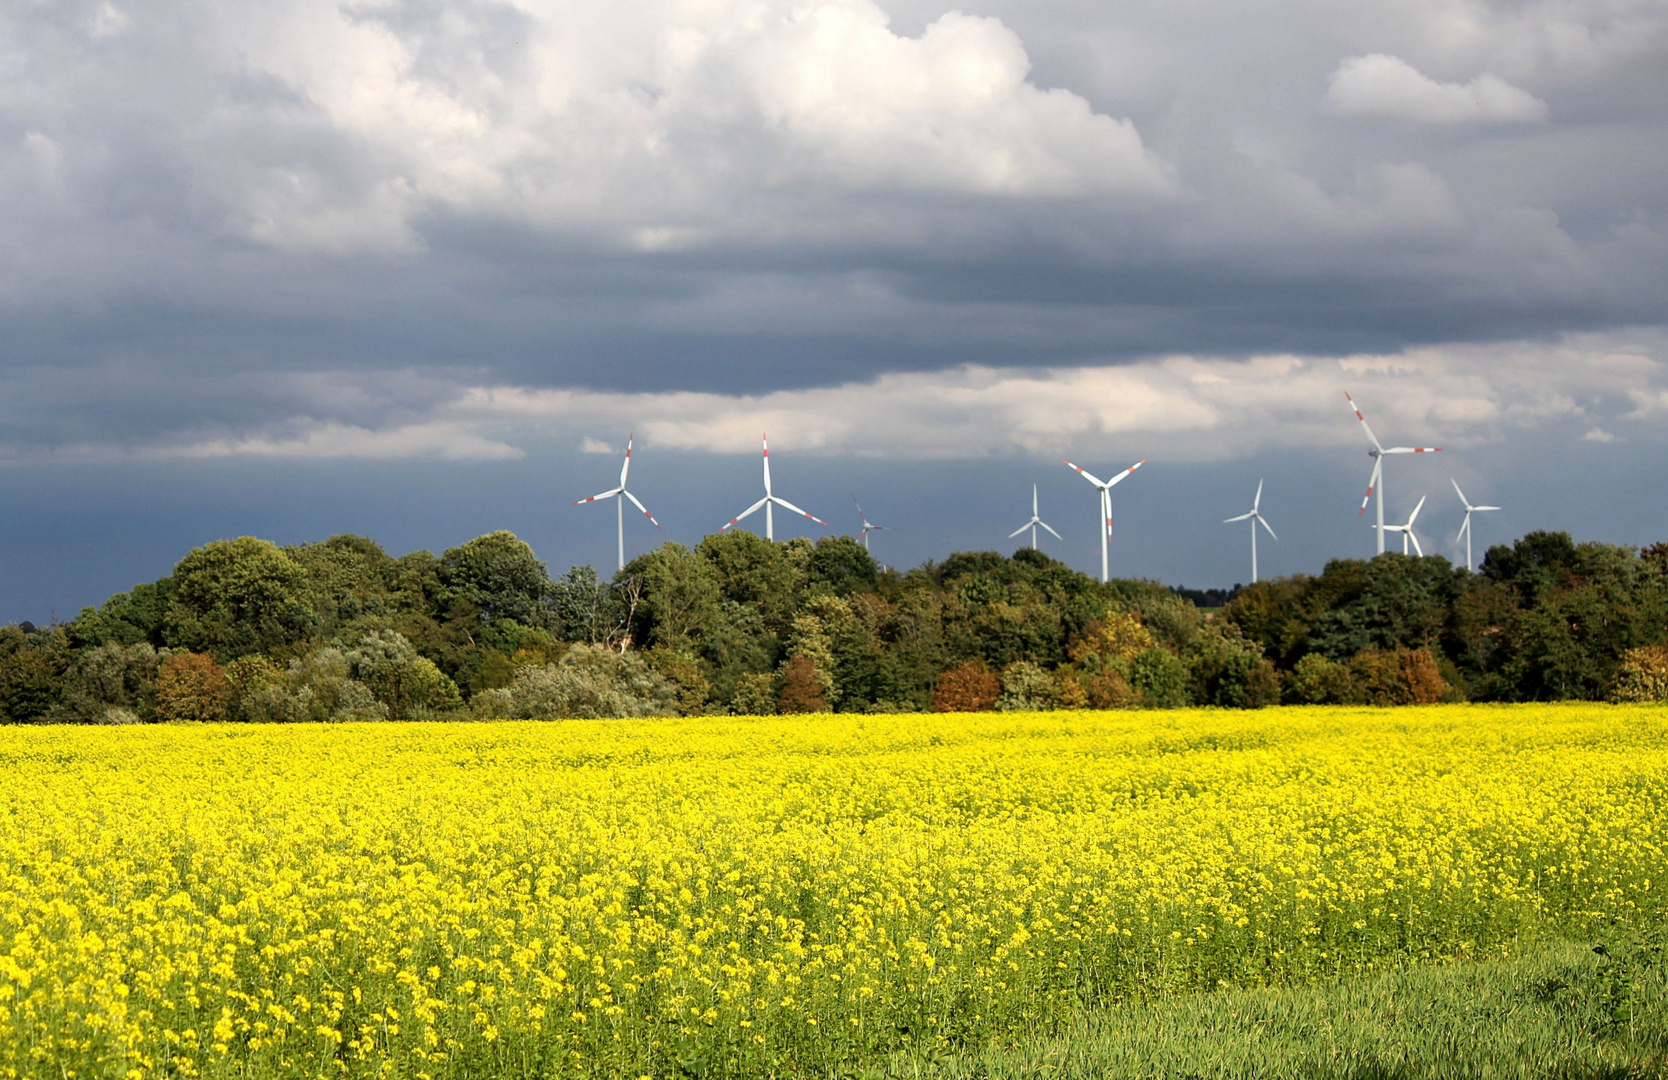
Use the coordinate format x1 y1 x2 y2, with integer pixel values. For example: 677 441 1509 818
722 434 828 541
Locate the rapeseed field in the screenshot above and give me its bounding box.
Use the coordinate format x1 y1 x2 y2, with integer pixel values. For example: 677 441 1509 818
0 705 1664 1078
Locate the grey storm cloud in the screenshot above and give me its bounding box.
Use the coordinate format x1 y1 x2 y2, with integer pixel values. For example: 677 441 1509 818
0 0 1666 614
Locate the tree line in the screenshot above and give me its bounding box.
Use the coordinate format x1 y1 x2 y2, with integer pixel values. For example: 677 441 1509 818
2 527 1666 724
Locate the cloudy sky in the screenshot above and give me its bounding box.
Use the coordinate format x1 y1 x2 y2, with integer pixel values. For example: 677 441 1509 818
2 0 1665 619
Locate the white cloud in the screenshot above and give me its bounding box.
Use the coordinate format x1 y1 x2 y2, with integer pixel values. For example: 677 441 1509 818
166 0 1170 254
452 332 1666 462
153 420 524 462
1582 427 1617 442
579 436 615 454
1326 54 1550 124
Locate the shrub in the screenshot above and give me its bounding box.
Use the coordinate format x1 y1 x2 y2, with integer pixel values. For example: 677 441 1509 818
933 661 1000 712
346 630 462 721
777 656 828 714
1130 647 1190 708
645 647 711 715
56 642 159 723
1067 612 1154 665
491 646 678 720
1612 646 1668 703
1287 653 1356 705
153 653 232 723
1350 646 1449 706
730 673 778 716
997 661 1060 711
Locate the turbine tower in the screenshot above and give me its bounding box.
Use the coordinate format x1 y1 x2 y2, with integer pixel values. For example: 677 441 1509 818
1452 478 1500 572
721 434 828 541
1382 495 1427 556
1063 457 1146 582
1346 392 1441 555
571 433 662 572
853 496 887 553
1008 484 1062 551
1223 479 1278 583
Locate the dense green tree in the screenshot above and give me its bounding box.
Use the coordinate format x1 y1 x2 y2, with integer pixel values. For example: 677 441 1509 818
548 566 629 646
695 530 805 633
434 531 551 628
286 534 415 641
805 536 879 596
67 578 176 649
1481 530 1581 607
163 537 317 660
1301 555 1465 661
622 543 725 651
0 626 70 723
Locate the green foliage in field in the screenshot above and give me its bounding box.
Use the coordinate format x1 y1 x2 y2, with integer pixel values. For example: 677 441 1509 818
889 930 1668 1079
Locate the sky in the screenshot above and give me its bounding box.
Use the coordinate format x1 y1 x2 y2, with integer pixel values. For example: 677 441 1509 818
1 0 1666 621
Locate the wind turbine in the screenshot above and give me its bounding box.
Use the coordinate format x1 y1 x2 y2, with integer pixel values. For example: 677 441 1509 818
1009 484 1062 551
1223 479 1277 583
853 496 887 553
1452 479 1500 572
572 433 662 572
1346 392 1441 555
1382 495 1427 556
1062 457 1146 582
721 434 828 541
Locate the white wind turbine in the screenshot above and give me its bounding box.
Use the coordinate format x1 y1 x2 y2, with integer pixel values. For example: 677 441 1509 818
721 434 828 541
1452 478 1500 572
1063 457 1146 582
853 496 887 553
1382 495 1428 556
1223 479 1277 583
1009 484 1062 551
1346 392 1442 555
571 433 662 572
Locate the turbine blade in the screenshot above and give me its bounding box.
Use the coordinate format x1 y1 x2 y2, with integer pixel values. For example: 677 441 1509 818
623 488 661 529
620 433 634 487
1384 447 1442 454
1409 531 1424 557
761 434 772 495
1345 392 1385 452
1224 512 1254 523
1475 505 1500 512
723 497 769 530
1407 494 1426 526
1457 514 1470 542
1451 477 1468 508
1253 478 1263 511
572 487 621 505
1040 521 1063 541
1358 458 1381 517
772 496 827 527
1106 459 1147 488
1009 523 1031 539
1062 459 1107 487
1258 515 1278 541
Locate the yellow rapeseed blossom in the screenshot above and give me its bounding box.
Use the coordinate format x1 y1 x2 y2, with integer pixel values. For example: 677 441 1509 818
0 705 1664 1078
